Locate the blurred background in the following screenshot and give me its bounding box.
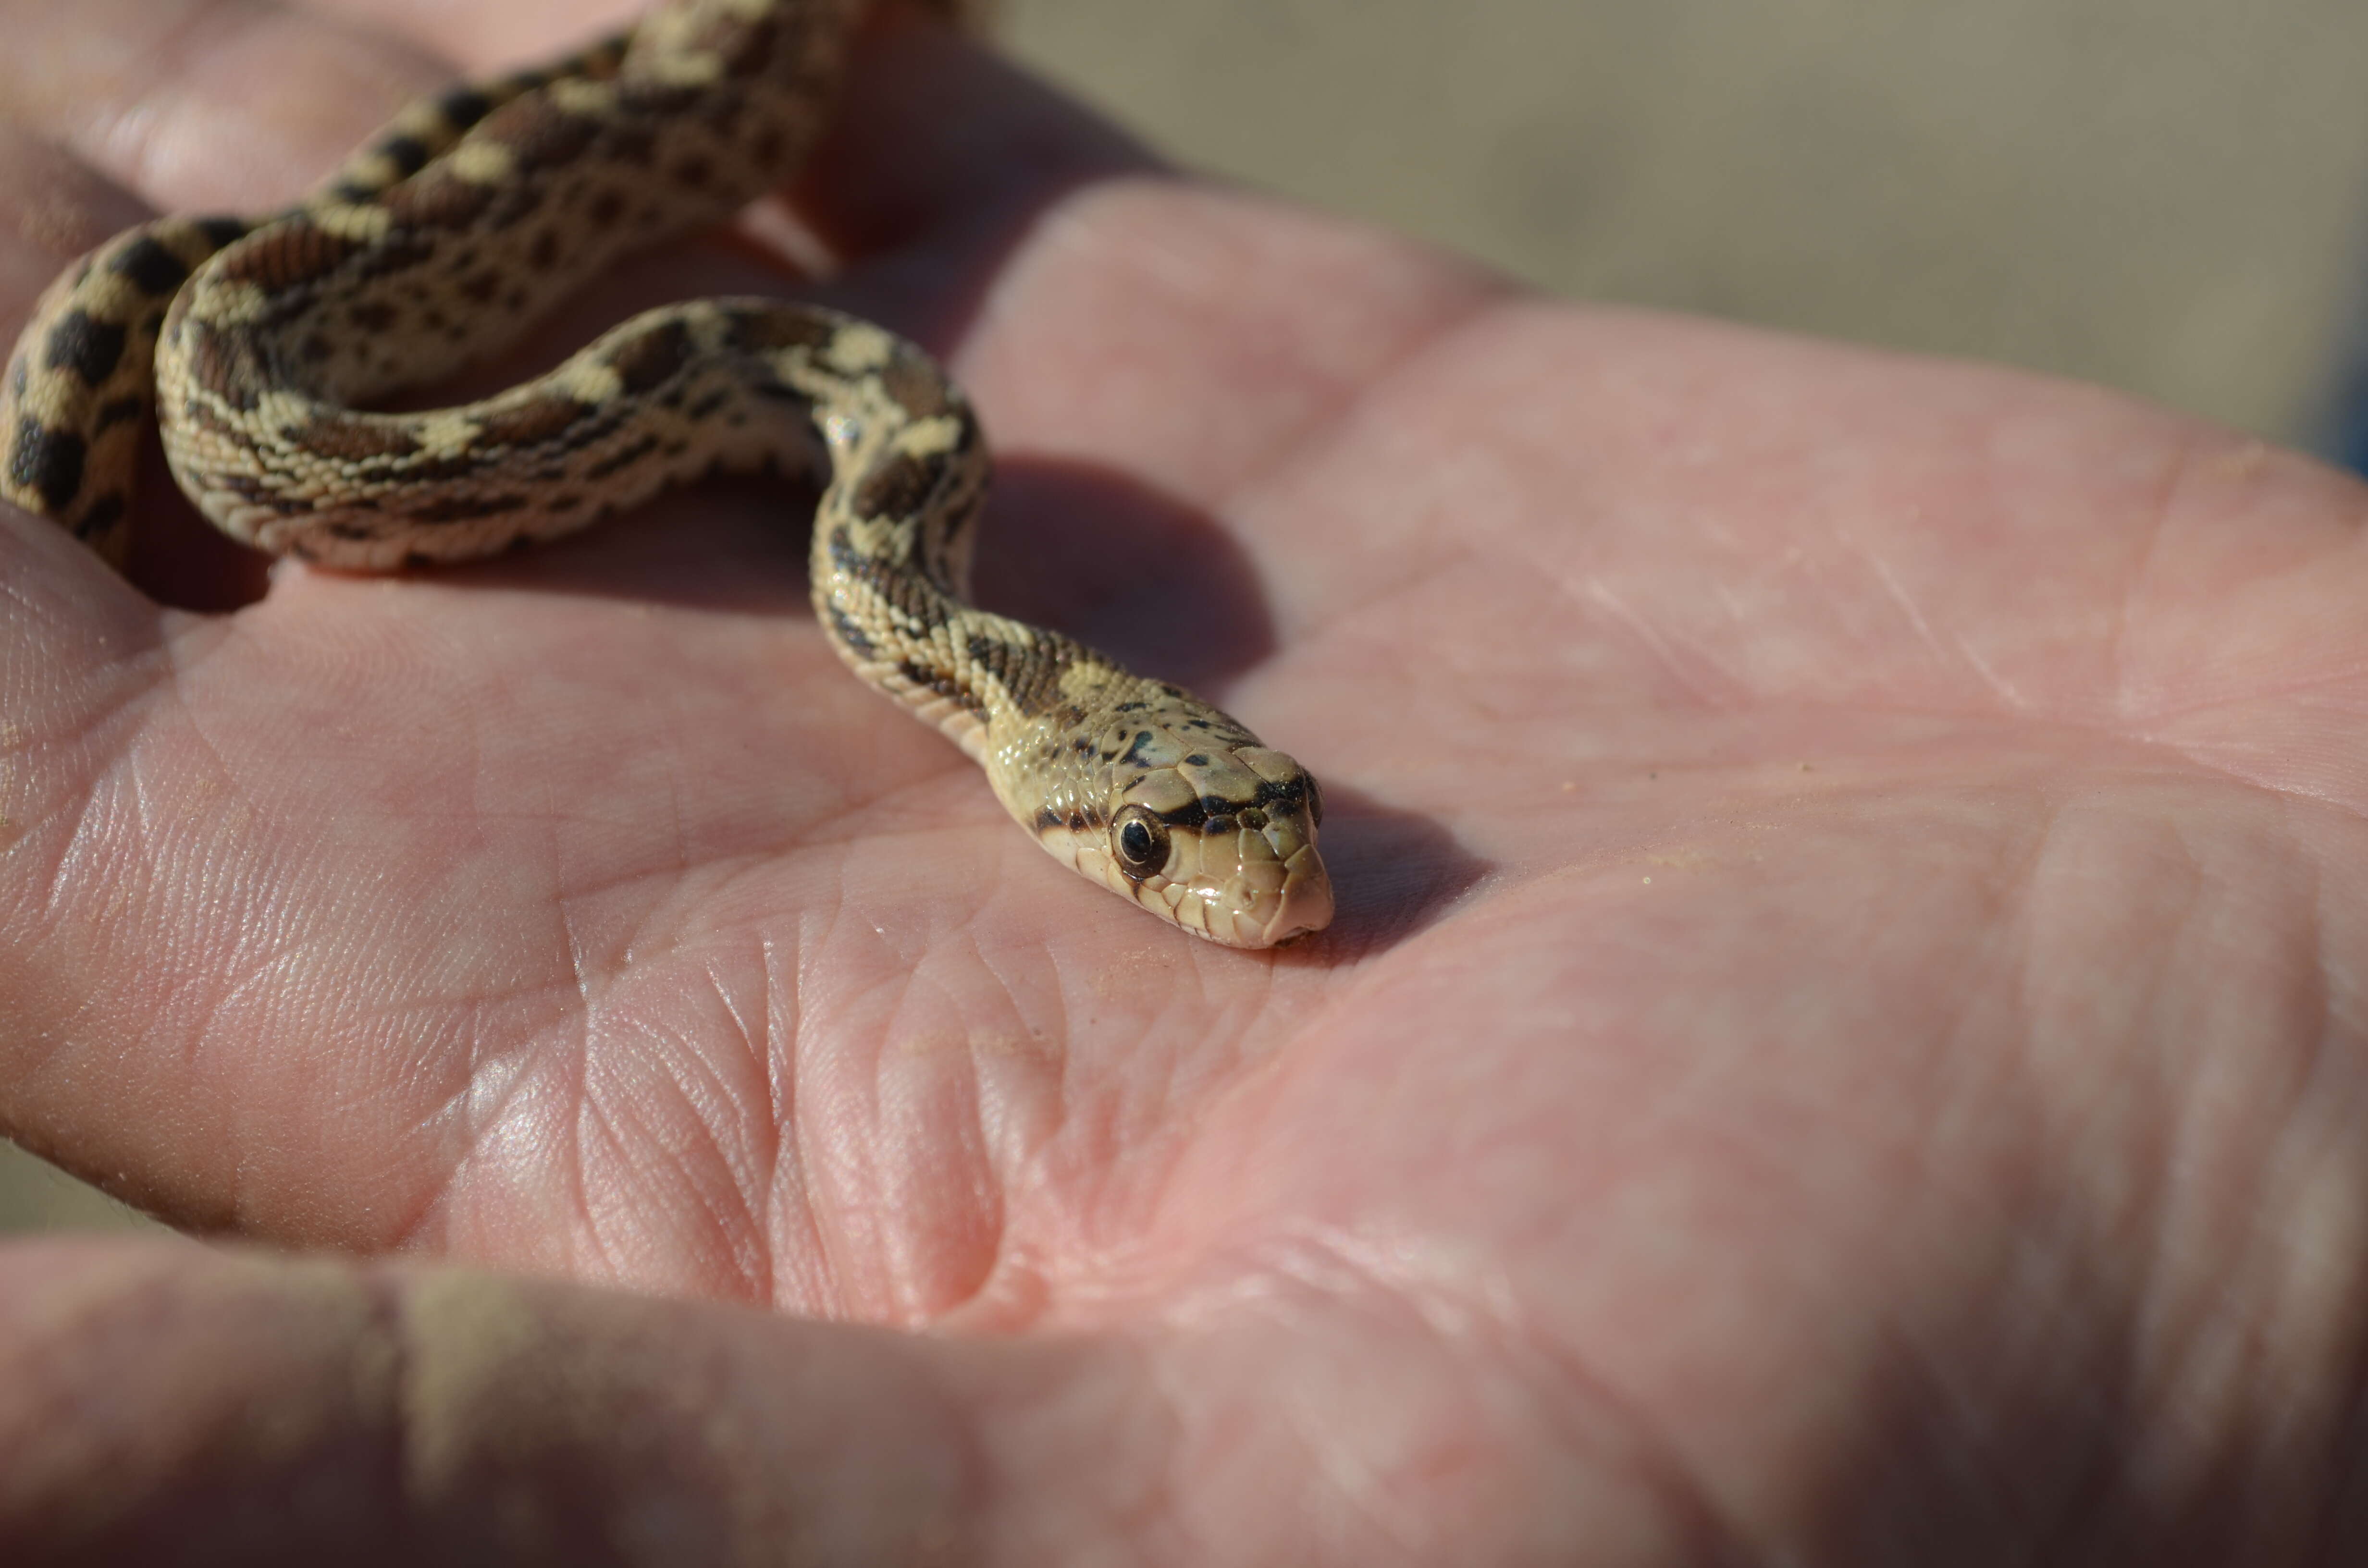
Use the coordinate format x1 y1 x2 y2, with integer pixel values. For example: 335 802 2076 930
10 0 2368 1232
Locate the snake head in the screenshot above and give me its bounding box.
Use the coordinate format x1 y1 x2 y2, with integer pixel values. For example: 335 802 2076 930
1080 736 1332 949
989 686 1332 948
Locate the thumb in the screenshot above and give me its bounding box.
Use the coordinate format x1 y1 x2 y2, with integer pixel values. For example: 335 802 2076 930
0 1238 1026 1563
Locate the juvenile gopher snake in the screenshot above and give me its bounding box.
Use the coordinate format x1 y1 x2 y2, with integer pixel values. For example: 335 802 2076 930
0 0 1333 947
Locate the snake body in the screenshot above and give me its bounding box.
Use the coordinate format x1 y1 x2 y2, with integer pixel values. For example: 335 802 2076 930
0 0 1332 947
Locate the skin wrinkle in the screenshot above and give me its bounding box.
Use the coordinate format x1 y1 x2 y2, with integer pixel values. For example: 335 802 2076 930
1578 576 1744 712
565 1046 651 1282
369 1029 480 1259
629 1026 774 1296
786 909 903 1312
856 960 980 1319
2278 1014 2368 1562
2102 429 2190 738
1853 538 2023 710
671 979 789 1292
395 1011 551 1256
1159 1234 1753 1564
751 931 796 1299
1850 931 2123 1543
2012 813 2189 1424
919 930 1014 1320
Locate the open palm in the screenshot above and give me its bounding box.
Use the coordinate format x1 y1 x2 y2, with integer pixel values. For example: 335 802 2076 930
0 1 2361 1561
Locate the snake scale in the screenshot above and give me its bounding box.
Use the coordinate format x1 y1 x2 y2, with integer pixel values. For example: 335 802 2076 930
0 0 1333 947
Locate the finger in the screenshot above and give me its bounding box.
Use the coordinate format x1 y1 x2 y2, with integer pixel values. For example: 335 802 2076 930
0 1236 1641 1565
283 0 1161 272
0 0 452 210
0 1239 1006 1560
293 0 646 73
794 5 1158 263
0 1238 1175 1565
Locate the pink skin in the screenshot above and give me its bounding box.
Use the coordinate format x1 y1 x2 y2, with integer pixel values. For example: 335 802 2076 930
1 0 2367 1561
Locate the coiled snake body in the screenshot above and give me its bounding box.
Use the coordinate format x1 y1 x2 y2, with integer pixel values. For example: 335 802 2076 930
0 0 1333 948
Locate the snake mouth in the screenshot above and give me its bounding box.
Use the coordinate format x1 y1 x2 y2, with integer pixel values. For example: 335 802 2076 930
1251 844 1334 948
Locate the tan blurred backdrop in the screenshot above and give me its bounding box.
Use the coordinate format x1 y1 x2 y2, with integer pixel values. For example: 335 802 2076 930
10 0 2368 1232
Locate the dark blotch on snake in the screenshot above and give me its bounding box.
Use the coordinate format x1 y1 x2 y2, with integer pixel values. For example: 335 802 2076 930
582 434 662 480
94 396 144 432
292 413 420 463
211 219 364 292
437 86 495 129
611 319 693 394
828 604 876 659
194 216 252 250
854 452 939 520
879 355 953 421
11 419 86 510
721 309 835 355
379 134 432 178
379 170 494 230
489 96 601 174
478 395 594 449
604 123 658 166
108 235 191 295
73 492 124 540
897 658 987 719
410 492 530 523
44 311 126 385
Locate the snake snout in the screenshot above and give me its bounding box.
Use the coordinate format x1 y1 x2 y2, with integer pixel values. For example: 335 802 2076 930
1258 845 1334 946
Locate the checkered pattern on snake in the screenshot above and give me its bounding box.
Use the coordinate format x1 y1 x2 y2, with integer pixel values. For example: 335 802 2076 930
0 0 1333 947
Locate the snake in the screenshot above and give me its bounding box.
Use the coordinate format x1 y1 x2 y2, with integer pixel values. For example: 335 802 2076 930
0 0 1333 948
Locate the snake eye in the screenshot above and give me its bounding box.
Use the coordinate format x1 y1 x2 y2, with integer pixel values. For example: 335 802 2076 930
1303 774 1324 829
1111 805 1170 879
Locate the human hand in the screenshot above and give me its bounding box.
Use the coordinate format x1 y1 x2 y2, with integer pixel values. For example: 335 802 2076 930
1 0 2363 1561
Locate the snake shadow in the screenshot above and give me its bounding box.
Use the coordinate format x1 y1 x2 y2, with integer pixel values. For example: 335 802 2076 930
1277 777 1490 964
